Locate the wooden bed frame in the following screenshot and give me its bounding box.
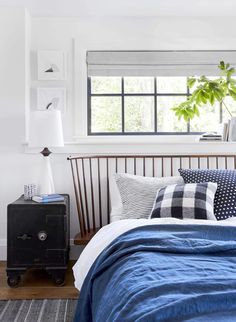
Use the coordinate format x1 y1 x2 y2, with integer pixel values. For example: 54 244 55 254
68 154 236 245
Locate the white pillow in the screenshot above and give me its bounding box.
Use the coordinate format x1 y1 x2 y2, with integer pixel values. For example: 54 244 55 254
110 206 123 223
114 173 184 220
109 175 122 209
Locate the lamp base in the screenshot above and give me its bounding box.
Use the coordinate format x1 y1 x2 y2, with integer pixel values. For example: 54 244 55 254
40 147 52 157
39 149 55 195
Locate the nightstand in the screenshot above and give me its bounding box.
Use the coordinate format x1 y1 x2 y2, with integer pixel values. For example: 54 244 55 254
6 194 70 287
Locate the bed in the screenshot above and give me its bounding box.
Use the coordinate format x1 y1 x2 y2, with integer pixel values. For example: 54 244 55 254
68 154 236 322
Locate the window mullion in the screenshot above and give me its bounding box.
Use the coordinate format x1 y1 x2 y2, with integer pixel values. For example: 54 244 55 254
154 77 157 133
187 83 190 132
220 102 223 123
122 78 125 133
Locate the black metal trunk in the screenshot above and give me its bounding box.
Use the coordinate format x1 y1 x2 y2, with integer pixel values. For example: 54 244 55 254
6 194 70 287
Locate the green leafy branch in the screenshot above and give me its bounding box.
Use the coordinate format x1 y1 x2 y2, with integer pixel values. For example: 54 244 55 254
172 61 236 122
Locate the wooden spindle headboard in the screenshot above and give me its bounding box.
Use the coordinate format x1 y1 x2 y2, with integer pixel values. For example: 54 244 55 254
68 154 236 244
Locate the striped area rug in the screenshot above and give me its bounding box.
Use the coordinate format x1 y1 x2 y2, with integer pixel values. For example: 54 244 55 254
0 299 77 322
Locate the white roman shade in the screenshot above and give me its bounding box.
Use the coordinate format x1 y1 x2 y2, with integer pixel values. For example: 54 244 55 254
87 51 236 77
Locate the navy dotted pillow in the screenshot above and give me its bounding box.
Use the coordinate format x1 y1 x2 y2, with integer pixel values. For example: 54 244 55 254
179 169 236 220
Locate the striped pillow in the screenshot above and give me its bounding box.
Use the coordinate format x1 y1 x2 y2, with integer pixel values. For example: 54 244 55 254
150 182 217 220
114 173 184 219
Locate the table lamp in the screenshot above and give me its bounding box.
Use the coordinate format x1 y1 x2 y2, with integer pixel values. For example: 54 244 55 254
29 110 64 194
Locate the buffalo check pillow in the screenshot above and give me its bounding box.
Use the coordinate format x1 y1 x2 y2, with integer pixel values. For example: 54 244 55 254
150 182 217 220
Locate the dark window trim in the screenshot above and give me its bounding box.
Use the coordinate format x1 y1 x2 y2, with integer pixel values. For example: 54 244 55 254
87 76 92 136
121 78 125 133
87 76 220 136
88 131 203 136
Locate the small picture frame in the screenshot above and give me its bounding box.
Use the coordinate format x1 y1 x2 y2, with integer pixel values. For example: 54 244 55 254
37 87 66 113
37 50 66 80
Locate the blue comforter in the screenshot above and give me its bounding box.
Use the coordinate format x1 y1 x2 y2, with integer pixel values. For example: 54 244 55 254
74 224 236 322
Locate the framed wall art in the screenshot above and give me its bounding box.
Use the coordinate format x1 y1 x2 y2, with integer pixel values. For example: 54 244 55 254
37 87 66 113
37 50 66 80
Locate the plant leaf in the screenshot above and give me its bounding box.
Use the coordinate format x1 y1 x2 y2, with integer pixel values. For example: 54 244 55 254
229 89 236 101
187 78 196 88
209 93 215 105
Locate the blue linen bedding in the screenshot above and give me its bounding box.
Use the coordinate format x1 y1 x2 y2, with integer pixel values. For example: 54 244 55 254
74 224 236 322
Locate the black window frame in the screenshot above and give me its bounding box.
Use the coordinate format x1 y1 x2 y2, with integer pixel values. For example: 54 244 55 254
87 76 223 136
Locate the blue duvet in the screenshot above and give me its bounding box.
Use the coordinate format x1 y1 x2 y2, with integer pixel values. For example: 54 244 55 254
74 224 236 322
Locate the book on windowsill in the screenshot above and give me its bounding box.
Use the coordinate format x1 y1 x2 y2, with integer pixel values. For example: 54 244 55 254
218 122 230 141
32 194 64 203
198 132 223 142
199 137 222 141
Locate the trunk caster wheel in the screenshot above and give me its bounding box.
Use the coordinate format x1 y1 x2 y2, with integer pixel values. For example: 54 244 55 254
53 277 65 286
7 276 21 288
47 269 66 286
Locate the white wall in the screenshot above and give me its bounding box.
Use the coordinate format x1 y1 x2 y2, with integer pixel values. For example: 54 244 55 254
1 10 236 260
0 8 33 259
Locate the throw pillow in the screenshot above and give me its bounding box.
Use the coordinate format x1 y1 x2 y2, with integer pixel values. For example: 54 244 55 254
114 173 184 220
179 169 236 220
150 182 217 220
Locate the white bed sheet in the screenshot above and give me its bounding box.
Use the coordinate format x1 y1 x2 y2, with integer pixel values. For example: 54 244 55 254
73 217 236 290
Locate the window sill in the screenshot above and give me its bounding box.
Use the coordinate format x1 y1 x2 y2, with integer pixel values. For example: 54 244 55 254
71 135 234 145
23 135 236 155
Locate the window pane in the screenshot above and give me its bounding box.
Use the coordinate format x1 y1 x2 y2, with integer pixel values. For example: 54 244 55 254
125 96 154 132
124 77 154 93
157 96 188 132
222 96 236 123
156 77 187 93
91 77 121 94
91 97 122 132
190 103 220 132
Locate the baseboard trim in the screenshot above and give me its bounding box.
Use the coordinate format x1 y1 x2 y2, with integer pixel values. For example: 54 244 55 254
0 239 6 261
0 239 83 261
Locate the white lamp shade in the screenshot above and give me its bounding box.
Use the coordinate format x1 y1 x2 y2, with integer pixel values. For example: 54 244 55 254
29 110 64 148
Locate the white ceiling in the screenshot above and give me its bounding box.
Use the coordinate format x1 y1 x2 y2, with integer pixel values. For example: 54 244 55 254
0 0 236 17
